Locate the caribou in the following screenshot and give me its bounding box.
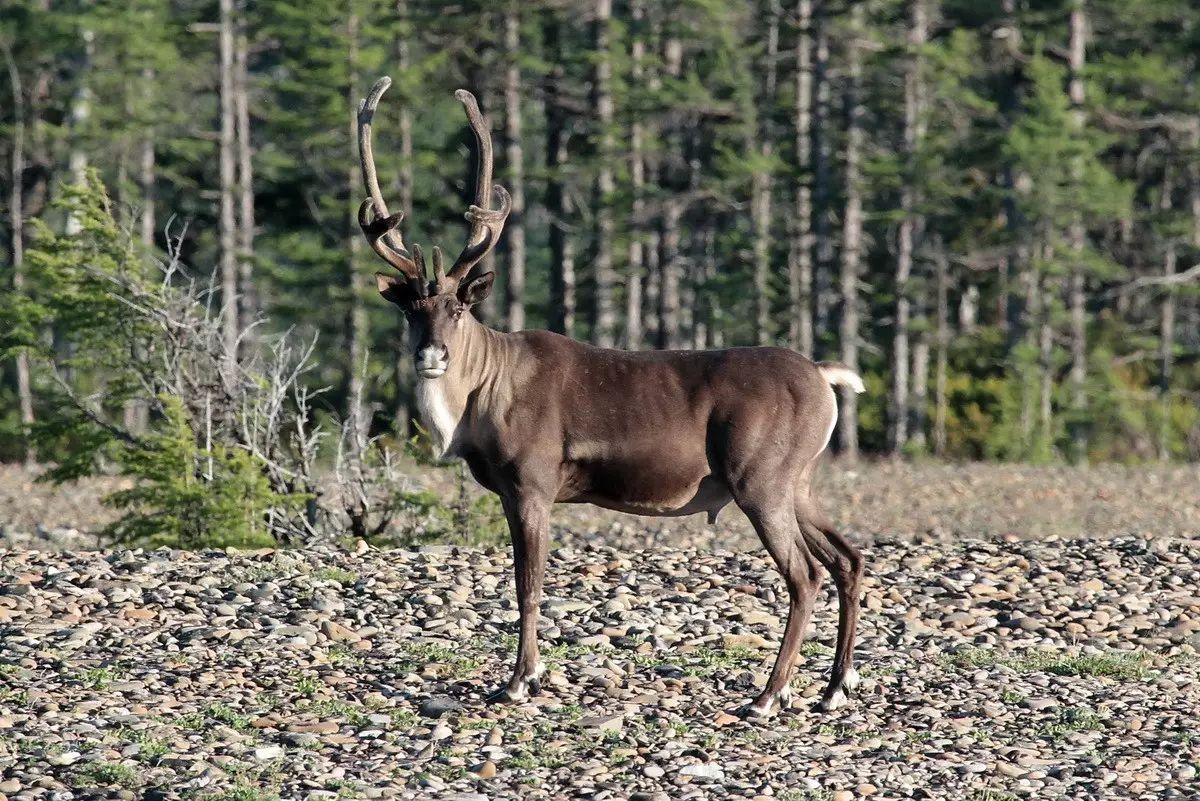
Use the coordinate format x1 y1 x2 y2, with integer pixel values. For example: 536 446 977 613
356 77 866 718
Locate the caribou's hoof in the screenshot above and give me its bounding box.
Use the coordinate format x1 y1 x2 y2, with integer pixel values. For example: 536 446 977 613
486 684 528 705
738 702 776 720
486 666 546 705
816 687 848 712
816 667 861 712
739 687 791 720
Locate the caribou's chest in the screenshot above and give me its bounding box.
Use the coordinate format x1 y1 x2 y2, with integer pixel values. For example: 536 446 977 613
415 379 464 458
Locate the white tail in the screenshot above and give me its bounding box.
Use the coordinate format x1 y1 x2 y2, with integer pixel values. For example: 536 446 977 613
817 362 865 394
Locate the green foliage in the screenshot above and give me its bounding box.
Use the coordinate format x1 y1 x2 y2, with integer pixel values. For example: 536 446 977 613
102 396 292 549
5 176 302 548
383 470 508 548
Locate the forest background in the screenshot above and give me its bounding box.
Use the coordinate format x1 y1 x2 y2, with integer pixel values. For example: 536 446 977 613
2 0 1199 477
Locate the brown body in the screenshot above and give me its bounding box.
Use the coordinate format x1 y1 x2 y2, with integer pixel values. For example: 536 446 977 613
357 79 866 717
454 329 834 519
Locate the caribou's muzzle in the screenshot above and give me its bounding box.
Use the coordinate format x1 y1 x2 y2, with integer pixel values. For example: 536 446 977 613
416 345 449 379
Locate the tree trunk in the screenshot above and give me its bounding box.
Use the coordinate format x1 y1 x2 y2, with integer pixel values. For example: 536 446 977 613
892 0 926 455
657 202 682 350
752 0 780 346
788 0 814 356
2 39 35 461
235 13 256 342
502 2 526 333
1039 311 1053 446
837 2 864 459
392 0 414 432
911 337 929 450
345 12 368 433
934 241 949 457
544 13 575 336
656 34 684 350
1019 260 1040 451
139 68 156 249
1159 240 1176 461
66 28 93 235
1066 0 1088 461
218 0 238 362
1191 120 1200 251
1001 0 1027 343
125 68 156 437
625 0 648 350
591 0 617 347
812 1 834 335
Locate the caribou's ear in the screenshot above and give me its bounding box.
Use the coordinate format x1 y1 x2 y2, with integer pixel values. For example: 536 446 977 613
457 271 495 307
375 272 412 306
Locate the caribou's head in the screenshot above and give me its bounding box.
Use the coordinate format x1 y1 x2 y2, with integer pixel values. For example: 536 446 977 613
357 79 511 380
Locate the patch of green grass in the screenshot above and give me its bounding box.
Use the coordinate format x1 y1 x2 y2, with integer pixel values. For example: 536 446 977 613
312 567 359 586
0 688 30 705
302 699 366 726
1038 706 1105 739
323 778 362 798
816 723 857 738
79 667 123 689
859 663 896 678
208 703 254 730
778 791 833 801
172 703 254 734
75 761 139 788
551 703 584 723
394 642 483 679
166 656 191 670
944 648 1153 680
325 644 363 666
114 728 169 764
390 708 419 728
292 676 320 696
174 711 205 730
508 747 570 771
202 785 280 801
541 642 599 668
800 641 834 657
685 645 757 677
971 790 1020 801
944 648 1002 669
252 692 283 712
1032 652 1152 680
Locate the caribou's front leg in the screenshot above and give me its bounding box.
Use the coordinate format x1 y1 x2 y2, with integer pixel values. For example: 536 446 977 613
488 494 551 703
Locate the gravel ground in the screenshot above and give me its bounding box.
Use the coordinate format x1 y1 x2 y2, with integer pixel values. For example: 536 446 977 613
2 535 1198 800
4 461 1198 551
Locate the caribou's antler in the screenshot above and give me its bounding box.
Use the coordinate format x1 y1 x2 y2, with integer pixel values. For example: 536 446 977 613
357 77 421 286
445 90 512 287
357 82 510 294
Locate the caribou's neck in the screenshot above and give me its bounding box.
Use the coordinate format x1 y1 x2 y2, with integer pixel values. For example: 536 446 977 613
416 314 519 458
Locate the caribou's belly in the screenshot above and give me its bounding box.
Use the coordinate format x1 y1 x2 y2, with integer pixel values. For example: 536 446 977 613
561 455 732 520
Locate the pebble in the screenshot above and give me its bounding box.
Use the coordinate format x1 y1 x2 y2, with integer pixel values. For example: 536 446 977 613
420 696 464 718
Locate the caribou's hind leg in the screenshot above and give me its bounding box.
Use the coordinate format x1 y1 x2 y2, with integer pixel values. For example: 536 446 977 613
795 496 864 711
737 500 824 718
